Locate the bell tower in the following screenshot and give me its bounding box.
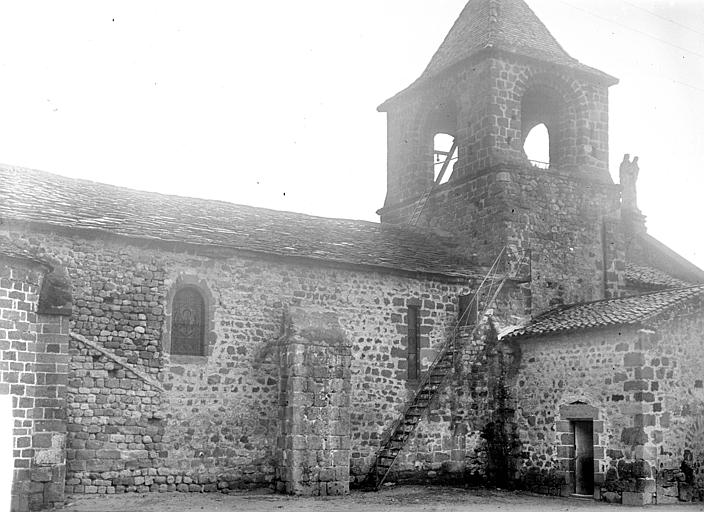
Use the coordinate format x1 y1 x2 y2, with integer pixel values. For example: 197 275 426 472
377 0 623 312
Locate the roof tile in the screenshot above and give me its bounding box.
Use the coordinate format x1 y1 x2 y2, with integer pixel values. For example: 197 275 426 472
625 263 691 290
504 285 704 339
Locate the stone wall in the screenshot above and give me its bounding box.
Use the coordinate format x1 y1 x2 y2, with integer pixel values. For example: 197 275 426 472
66 334 164 494
380 163 622 314
380 49 621 314
277 307 351 496
510 300 704 505
643 298 704 503
3 228 474 493
510 327 655 501
382 53 612 208
358 319 519 488
1 256 70 512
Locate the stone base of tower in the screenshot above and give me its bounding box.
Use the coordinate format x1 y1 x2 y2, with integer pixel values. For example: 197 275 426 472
379 162 624 314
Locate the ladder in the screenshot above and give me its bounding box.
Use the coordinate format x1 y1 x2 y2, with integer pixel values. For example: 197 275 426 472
363 247 530 490
408 140 458 226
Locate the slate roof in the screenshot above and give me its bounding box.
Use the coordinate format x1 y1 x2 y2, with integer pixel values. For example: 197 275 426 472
424 0 568 77
380 0 617 110
628 233 704 285
625 263 691 290
0 165 480 279
504 285 704 339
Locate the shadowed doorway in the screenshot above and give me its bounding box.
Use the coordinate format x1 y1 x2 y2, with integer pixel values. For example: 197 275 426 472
573 420 594 496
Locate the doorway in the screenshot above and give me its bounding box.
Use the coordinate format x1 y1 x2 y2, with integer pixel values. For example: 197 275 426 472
572 420 594 496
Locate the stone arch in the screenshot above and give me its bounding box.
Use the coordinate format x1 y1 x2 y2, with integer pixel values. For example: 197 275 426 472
420 98 460 183
514 72 583 169
162 274 216 360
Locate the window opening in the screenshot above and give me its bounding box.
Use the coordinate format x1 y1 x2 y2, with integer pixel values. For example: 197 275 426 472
171 287 206 356
433 133 458 184
521 85 565 169
407 306 420 380
523 123 550 168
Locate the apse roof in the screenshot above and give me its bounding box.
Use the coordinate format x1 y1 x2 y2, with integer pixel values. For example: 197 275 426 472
504 285 704 339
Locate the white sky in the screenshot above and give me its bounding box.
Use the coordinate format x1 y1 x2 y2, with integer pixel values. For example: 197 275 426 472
0 1 703 267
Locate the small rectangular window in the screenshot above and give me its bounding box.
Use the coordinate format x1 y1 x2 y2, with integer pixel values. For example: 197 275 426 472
407 306 420 380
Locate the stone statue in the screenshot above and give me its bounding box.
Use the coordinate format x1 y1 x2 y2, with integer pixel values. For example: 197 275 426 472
619 154 639 212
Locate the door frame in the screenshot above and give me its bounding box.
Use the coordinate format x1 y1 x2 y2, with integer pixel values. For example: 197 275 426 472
572 419 595 496
557 402 603 499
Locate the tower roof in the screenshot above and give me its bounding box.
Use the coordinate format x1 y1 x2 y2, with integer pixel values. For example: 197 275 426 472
380 0 617 109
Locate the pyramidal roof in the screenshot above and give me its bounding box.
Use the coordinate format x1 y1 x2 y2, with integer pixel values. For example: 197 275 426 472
422 0 574 78
381 0 616 108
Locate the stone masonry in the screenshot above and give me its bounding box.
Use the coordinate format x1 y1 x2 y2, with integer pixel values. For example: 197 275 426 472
277 307 351 495
4 229 475 497
2 254 72 512
508 293 704 504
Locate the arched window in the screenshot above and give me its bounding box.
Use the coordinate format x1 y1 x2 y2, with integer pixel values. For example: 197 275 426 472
433 133 457 184
521 85 566 169
523 123 550 167
171 287 206 356
426 102 458 184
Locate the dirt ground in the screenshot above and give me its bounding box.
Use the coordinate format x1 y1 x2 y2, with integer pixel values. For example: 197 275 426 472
63 486 704 512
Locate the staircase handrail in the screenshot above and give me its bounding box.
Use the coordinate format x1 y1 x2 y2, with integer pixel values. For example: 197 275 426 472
376 248 507 457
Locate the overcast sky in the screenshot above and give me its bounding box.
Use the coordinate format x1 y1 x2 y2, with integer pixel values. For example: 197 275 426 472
0 1 703 267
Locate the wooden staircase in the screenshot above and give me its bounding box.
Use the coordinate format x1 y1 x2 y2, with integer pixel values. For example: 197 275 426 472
362 247 530 490
364 341 456 489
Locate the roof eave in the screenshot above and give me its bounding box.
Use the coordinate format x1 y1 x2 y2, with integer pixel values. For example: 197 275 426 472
378 47 618 112
1 217 479 283
504 321 642 342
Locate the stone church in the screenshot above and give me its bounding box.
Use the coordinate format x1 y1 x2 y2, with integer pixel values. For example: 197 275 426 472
2 0 704 510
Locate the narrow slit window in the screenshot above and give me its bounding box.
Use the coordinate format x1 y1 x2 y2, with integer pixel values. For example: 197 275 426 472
407 306 420 380
171 287 206 356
